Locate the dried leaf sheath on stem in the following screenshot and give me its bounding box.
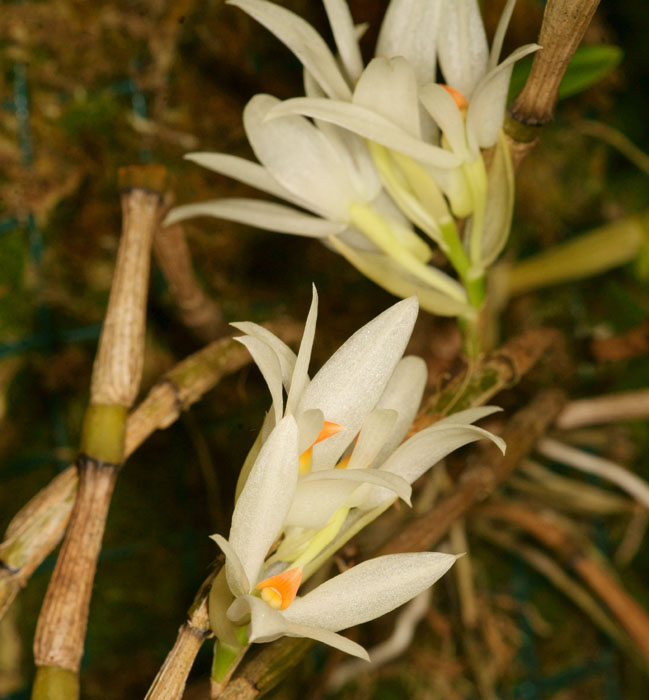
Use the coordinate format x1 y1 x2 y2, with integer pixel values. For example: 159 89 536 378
505 0 602 165
32 165 166 700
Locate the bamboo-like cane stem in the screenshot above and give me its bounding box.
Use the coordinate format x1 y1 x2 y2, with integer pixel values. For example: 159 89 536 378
0 322 300 625
32 166 165 699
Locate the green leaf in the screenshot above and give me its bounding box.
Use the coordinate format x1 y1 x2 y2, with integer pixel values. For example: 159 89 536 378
508 44 623 103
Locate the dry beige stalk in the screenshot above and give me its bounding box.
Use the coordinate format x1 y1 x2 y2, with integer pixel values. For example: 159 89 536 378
90 183 163 406
556 389 649 430
33 165 165 684
145 596 212 700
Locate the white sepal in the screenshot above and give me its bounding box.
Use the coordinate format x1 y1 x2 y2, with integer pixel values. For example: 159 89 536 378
285 621 370 660
347 409 398 471
353 57 421 137
184 152 305 205
210 534 250 598
437 0 489 98
235 335 284 424
283 552 457 631
245 94 358 220
228 595 288 642
163 199 346 237
376 0 442 85
298 297 418 471
227 0 352 100
286 286 318 415
267 98 463 169
228 416 299 591
372 355 427 467
230 321 297 391
323 0 364 83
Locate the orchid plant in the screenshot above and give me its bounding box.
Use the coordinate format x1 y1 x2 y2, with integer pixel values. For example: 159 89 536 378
166 0 539 355
208 289 505 681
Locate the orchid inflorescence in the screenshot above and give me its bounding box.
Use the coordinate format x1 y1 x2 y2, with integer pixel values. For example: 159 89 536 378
166 0 539 329
208 288 505 663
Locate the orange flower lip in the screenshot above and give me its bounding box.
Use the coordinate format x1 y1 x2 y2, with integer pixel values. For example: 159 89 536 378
299 421 344 475
257 566 303 610
315 420 344 444
441 84 469 111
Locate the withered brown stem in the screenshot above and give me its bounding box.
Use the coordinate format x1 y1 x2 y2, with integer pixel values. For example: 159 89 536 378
411 327 563 433
154 194 227 342
509 0 601 128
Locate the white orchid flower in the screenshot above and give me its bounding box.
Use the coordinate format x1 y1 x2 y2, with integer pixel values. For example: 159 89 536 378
232 287 504 565
266 0 539 283
212 417 456 659
165 0 475 318
209 290 505 660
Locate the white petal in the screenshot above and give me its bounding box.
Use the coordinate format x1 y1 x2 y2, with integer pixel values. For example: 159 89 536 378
328 237 474 318
466 44 540 151
228 0 352 99
353 57 421 137
184 152 306 205
229 416 299 590
481 131 515 266
228 595 288 642
419 83 469 158
489 0 518 70
245 94 359 220
230 321 296 391
285 621 370 660
283 552 457 631
434 405 503 427
210 534 250 597
376 0 442 85
267 98 463 169
347 409 398 471
235 335 284 424
297 297 419 471
285 479 356 529
285 286 318 415
296 409 325 455
372 356 427 467
164 198 345 237
437 0 489 98
302 467 412 506
323 0 364 83
361 423 505 509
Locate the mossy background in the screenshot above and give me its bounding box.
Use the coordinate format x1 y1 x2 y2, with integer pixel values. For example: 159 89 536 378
1 0 649 698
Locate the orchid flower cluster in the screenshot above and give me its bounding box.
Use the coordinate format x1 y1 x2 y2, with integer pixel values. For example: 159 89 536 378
167 0 539 325
209 289 505 663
